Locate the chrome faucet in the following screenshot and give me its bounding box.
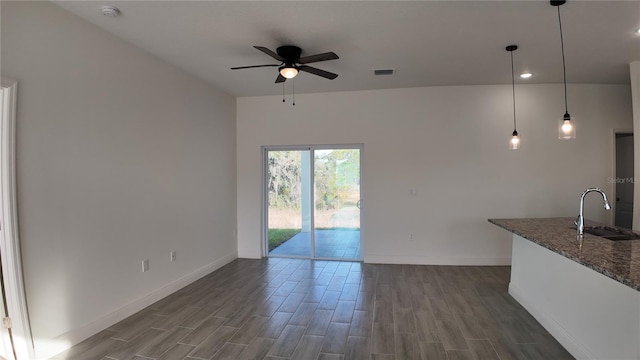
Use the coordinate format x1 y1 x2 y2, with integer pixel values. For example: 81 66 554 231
576 188 611 235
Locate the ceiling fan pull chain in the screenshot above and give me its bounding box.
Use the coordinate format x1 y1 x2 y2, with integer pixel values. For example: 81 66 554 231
282 82 285 103
292 79 295 106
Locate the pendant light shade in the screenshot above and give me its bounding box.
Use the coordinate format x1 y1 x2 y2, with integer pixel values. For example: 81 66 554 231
552 0 576 139
506 45 520 150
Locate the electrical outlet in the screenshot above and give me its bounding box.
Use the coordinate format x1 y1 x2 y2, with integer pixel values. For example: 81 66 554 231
170 251 176 262
142 259 149 272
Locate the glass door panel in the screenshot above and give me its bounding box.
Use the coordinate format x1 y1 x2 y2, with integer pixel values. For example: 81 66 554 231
314 148 361 260
266 150 311 257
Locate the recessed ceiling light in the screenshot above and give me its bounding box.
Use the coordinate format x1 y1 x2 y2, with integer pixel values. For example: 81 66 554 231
637 28 640 34
520 72 533 79
101 5 120 17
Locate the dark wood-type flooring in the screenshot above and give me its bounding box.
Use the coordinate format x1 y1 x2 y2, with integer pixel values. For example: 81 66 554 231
53 258 574 360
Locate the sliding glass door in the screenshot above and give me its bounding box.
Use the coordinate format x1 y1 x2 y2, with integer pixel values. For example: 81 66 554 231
313 149 361 259
264 145 361 260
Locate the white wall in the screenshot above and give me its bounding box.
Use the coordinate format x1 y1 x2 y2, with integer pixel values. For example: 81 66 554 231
237 84 632 263
1 2 237 357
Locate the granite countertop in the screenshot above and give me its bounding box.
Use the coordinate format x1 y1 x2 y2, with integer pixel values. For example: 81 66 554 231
489 217 640 292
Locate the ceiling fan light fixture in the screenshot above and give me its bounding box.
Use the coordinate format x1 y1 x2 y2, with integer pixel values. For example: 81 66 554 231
279 66 298 79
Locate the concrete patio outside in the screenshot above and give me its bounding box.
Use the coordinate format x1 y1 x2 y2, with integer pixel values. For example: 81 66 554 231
269 229 361 260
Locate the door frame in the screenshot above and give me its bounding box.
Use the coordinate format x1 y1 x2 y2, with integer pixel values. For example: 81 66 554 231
610 129 634 228
261 144 364 260
1 79 34 360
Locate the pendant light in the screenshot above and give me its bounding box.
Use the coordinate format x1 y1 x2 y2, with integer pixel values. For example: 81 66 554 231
506 45 520 150
552 0 576 139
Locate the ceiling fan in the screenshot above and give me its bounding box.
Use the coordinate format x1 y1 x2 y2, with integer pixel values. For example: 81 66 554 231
231 45 339 83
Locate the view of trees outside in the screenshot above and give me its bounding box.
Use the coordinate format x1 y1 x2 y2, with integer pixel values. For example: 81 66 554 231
314 149 360 229
267 149 360 251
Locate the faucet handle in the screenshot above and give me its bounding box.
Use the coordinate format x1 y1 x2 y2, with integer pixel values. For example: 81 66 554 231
574 217 579 227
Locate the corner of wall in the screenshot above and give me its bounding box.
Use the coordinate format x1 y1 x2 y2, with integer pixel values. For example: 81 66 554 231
630 62 640 230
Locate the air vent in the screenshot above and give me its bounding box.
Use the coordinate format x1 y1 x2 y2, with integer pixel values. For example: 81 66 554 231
374 69 395 76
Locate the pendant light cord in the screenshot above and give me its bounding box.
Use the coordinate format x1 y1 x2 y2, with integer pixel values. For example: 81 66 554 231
510 50 517 132
557 5 569 115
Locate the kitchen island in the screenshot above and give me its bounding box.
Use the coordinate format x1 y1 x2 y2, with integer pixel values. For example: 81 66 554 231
489 218 639 360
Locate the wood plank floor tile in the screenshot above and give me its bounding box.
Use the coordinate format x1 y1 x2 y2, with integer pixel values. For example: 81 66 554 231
189 326 238 359
371 322 395 355
136 326 192 358
179 316 227 346
236 337 274 360
317 353 345 360
395 332 421 360
373 300 393 324
157 343 195 360
435 319 468 350
339 284 359 301
393 307 416 334
290 334 324 360
111 314 167 341
320 322 350 354
354 291 374 311
467 339 500 360
210 343 246 360
107 328 165 360
452 311 487 340
278 292 306 313
288 301 318 325
318 290 341 310
306 309 334 336
266 324 306 357
304 285 327 303
53 259 573 360
446 349 475 360
370 354 395 360
228 315 268 345
344 336 369 359
418 341 447 360
257 311 292 339
332 300 356 323
349 310 372 337
253 295 286 318
414 310 440 343
51 330 125 360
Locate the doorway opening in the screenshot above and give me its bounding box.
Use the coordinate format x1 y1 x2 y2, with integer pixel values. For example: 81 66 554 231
263 145 362 260
614 132 634 229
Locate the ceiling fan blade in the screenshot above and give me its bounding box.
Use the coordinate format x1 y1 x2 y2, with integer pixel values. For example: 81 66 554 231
298 52 339 64
298 65 338 80
275 74 286 83
254 46 284 62
230 64 279 70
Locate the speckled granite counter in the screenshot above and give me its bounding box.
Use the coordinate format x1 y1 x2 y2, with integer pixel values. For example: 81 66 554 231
489 217 640 292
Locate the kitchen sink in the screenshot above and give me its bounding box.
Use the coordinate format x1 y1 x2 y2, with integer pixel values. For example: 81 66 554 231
582 226 640 241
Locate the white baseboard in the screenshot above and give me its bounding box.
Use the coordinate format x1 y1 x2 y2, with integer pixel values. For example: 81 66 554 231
35 251 237 360
364 254 511 266
508 282 594 360
237 247 262 259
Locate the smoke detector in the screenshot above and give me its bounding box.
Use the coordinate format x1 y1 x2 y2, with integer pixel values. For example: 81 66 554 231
101 5 121 17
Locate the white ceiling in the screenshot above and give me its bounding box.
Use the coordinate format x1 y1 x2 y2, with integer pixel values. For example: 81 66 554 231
53 1 640 97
